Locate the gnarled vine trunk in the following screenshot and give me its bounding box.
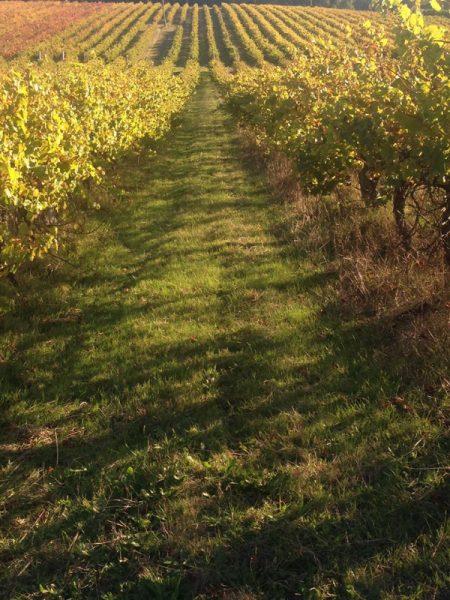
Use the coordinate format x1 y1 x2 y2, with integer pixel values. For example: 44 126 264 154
442 184 450 268
358 165 379 207
393 183 411 251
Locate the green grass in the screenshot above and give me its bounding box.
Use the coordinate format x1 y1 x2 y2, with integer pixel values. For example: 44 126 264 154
0 75 449 600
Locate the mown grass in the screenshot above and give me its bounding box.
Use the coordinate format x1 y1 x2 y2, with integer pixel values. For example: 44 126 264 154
0 75 449 600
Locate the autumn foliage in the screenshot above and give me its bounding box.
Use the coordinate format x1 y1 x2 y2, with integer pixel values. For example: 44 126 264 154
0 1 106 58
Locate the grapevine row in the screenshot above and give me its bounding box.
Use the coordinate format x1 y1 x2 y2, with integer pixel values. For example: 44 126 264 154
127 5 165 64
0 60 200 275
224 2 450 264
222 4 265 66
204 6 220 64
164 3 189 65
102 3 153 62
85 4 141 60
3 4 397 69
229 4 284 64
213 5 241 67
189 5 200 63
259 6 314 55
242 4 296 60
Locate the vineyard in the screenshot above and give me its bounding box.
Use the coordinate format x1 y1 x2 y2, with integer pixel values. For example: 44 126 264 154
2 2 383 66
1 1 449 599
1 1 449 275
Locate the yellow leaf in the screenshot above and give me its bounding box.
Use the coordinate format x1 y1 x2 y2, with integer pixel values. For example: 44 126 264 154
430 0 442 12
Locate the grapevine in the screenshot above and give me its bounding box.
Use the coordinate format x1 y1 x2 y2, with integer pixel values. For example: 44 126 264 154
0 60 199 275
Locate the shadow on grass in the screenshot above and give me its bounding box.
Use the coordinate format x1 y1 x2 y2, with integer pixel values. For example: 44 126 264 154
0 75 448 599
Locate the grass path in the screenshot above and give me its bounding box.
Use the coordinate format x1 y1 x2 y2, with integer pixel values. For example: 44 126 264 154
0 75 448 599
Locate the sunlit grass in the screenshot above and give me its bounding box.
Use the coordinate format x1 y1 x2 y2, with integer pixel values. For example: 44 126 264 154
0 75 448 600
